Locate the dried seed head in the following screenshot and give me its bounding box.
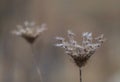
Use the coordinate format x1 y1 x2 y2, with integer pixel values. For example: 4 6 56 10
12 21 47 43
55 30 105 68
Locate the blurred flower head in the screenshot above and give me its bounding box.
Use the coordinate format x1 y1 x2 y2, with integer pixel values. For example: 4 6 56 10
12 21 47 43
55 30 105 68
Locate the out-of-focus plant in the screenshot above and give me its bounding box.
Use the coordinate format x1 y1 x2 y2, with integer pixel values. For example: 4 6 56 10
55 30 105 82
12 21 47 43
12 21 47 82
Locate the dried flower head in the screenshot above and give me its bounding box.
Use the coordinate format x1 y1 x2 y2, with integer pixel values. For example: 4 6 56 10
55 30 105 68
12 21 47 43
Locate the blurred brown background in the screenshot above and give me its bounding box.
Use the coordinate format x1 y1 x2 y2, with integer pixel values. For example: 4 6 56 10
0 0 120 82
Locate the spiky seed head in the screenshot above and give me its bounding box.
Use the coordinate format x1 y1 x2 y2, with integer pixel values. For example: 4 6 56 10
55 30 105 68
12 21 47 44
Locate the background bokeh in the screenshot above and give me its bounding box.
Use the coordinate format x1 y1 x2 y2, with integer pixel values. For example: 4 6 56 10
0 0 120 82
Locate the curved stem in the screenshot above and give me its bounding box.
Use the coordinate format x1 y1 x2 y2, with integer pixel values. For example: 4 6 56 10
79 68 82 82
31 45 43 82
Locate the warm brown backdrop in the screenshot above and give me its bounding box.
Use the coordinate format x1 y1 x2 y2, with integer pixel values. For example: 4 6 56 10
0 0 120 82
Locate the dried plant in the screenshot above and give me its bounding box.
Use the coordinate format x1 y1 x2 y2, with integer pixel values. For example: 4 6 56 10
12 21 47 44
12 21 47 82
55 30 105 82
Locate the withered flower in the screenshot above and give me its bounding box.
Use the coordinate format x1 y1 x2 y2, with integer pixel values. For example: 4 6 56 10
12 21 46 82
12 21 47 43
55 30 105 68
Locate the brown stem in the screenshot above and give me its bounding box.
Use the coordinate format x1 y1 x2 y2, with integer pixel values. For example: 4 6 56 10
31 45 43 82
79 68 82 82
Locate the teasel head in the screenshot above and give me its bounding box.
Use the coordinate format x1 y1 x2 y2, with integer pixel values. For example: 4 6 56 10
55 30 105 68
12 21 47 44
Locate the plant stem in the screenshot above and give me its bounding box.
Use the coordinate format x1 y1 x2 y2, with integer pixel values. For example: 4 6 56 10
79 68 82 82
31 45 43 82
